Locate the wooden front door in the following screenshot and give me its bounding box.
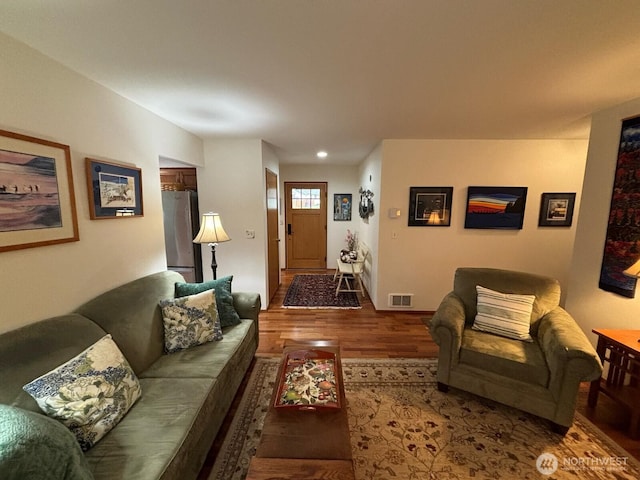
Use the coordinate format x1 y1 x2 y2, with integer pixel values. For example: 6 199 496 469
285 182 327 269
266 169 280 302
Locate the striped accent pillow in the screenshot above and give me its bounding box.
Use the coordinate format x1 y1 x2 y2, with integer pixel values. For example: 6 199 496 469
472 285 535 342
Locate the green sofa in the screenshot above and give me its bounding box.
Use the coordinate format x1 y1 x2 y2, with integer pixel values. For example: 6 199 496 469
0 270 260 479
430 267 602 434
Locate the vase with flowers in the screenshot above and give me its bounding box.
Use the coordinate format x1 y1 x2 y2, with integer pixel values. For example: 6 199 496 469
341 230 358 263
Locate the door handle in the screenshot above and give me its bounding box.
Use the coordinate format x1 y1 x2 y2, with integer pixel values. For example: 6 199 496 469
287 224 292 235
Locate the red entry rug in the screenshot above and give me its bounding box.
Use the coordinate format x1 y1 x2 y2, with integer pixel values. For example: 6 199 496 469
282 274 361 309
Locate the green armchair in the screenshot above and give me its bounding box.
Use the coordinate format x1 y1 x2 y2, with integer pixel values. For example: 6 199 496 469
430 267 602 434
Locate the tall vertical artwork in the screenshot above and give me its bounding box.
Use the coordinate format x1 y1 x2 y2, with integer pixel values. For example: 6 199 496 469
599 115 640 297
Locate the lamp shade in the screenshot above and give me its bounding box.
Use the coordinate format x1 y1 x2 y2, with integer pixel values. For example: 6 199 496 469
623 258 640 278
193 213 231 244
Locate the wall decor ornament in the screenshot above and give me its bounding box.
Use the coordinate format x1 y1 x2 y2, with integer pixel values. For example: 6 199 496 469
599 115 640 298
408 186 453 226
538 193 576 227
86 158 143 219
464 186 527 230
0 129 79 252
359 187 374 219
333 193 352 221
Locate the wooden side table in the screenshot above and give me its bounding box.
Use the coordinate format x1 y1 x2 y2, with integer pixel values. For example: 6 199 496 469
588 329 640 439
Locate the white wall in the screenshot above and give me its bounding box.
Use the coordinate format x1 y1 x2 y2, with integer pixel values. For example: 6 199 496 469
199 139 268 303
279 163 361 269
0 33 203 333
375 139 588 311
566 97 640 345
357 144 383 305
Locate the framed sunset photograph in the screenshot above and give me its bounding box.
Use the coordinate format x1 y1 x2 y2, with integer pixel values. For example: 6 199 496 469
464 186 528 230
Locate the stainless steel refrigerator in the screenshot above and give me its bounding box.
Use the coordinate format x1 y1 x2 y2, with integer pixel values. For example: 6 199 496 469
161 190 203 283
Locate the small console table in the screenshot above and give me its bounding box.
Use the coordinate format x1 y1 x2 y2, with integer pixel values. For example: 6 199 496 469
588 329 640 439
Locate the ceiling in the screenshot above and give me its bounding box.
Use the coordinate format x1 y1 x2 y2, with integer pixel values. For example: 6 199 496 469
1 1 640 165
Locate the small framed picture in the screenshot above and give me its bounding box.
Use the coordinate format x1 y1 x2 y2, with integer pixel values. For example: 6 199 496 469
85 158 143 219
538 192 576 227
334 193 352 221
408 187 453 226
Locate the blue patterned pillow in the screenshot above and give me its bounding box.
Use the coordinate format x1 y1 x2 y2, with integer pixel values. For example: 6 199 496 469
23 335 142 451
159 288 223 353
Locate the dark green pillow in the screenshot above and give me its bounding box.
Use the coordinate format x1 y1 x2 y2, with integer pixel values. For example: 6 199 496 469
0 404 93 480
175 276 241 327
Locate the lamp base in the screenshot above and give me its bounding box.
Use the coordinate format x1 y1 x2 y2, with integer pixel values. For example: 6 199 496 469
209 243 218 280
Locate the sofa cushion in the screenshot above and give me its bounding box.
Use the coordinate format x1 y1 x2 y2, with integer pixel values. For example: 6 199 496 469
453 267 561 336
0 404 93 480
175 276 241 327
84 377 213 480
159 289 223 353
74 271 184 375
460 328 549 387
0 314 108 414
23 335 142 451
140 319 256 379
472 285 534 341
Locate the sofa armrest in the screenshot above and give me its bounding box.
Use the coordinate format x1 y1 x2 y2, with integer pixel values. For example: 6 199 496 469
232 292 261 323
429 292 466 347
429 292 466 385
538 307 603 403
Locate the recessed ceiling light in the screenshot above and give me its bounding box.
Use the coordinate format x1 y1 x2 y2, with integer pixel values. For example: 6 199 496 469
317 151 328 158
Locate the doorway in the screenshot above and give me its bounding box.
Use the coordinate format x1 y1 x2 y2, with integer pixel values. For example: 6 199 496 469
266 169 280 302
159 167 203 283
285 182 328 269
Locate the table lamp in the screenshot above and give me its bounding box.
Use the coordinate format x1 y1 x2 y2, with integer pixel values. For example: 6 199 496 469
193 212 230 280
622 258 640 342
623 258 640 278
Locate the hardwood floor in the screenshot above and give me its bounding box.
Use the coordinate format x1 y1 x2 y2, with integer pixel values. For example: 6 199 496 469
257 269 437 358
198 269 639 478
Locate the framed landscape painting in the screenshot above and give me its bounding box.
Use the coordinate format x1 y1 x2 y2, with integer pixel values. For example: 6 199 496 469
464 186 528 230
408 186 453 226
86 158 143 219
0 129 79 252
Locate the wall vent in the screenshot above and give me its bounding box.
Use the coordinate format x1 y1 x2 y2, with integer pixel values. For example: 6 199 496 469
388 293 413 308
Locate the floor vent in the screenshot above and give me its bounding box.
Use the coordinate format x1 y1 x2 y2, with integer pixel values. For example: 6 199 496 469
388 294 413 308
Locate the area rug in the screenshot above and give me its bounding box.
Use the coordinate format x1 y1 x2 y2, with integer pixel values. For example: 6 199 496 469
208 358 640 480
282 274 361 309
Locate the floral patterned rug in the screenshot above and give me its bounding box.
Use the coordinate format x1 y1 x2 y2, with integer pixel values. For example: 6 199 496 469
208 357 640 480
282 274 361 309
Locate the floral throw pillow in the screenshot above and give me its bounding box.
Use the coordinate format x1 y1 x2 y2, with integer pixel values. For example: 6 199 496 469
22 334 142 451
159 288 223 353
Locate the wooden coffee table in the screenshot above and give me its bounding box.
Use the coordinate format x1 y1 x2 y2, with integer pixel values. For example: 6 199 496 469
246 341 355 480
